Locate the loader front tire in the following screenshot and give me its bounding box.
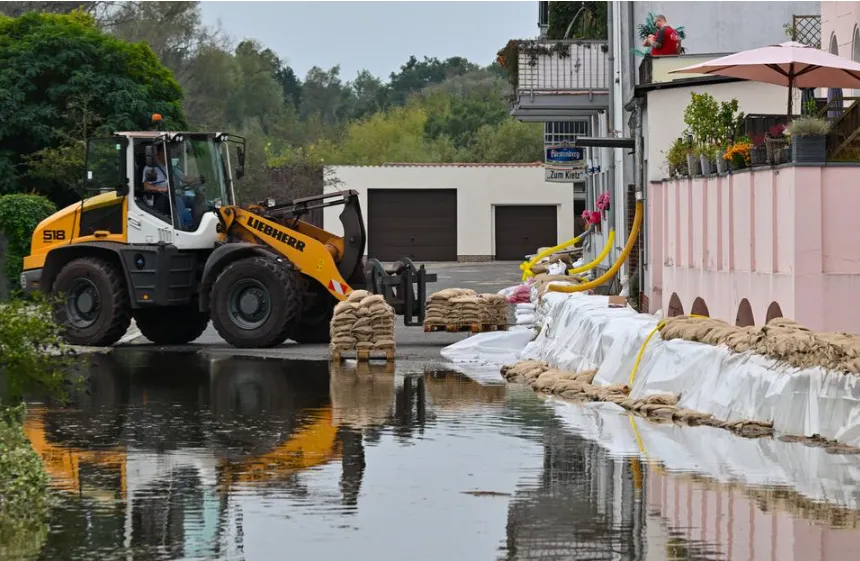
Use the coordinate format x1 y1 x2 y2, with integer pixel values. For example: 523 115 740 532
134 305 210 345
291 289 335 344
210 255 302 348
52 257 131 347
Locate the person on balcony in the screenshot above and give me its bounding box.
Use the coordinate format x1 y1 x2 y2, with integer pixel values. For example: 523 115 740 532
644 15 681 56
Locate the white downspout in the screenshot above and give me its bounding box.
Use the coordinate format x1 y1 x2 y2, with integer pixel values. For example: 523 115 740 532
611 0 626 282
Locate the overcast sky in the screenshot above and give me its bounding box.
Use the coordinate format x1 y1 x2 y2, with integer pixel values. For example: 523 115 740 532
199 1 538 82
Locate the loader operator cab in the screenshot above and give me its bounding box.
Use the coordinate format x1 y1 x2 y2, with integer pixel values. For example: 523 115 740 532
131 132 238 233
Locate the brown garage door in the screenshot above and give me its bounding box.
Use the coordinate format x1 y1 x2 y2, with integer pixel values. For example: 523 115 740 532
368 189 457 262
495 205 558 260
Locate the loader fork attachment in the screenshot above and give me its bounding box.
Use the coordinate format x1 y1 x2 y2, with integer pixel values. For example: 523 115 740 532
364 258 436 326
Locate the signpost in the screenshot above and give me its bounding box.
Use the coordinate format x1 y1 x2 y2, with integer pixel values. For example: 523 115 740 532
545 145 584 166
544 166 585 183
544 141 585 184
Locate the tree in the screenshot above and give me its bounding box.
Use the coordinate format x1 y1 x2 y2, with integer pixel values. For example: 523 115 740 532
547 1 608 40
388 55 479 106
465 120 544 163
0 11 185 204
300 65 356 128
314 102 454 165
423 89 510 151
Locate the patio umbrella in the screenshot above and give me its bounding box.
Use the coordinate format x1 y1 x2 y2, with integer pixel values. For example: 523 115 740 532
669 41 860 116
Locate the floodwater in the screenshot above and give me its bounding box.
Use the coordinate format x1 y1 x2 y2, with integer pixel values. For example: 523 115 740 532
12 350 860 561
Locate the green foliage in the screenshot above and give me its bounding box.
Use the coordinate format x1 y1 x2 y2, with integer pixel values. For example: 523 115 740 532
683 93 722 146
547 1 607 40
0 2 553 205
0 11 186 205
464 120 544 163
0 194 56 290
665 138 690 177
0 404 50 561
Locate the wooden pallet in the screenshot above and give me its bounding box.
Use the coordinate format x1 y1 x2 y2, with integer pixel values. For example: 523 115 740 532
423 322 508 334
331 348 396 362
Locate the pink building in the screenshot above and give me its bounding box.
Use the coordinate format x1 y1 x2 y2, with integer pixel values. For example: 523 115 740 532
645 7 860 332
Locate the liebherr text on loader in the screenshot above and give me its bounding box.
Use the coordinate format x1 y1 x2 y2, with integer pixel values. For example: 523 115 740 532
20 115 436 348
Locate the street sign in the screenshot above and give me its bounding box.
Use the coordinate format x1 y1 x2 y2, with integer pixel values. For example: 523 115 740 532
545 166 585 183
545 145 584 166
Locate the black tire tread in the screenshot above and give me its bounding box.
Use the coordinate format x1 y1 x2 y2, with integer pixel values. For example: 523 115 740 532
134 306 210 345
210 255 302 348
53 256 131 347
292 293 334 344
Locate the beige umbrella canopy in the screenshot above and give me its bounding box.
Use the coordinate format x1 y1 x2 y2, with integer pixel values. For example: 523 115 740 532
669 41 860 115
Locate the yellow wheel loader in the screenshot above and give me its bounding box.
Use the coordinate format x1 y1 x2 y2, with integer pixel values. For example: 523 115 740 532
20 117 436 348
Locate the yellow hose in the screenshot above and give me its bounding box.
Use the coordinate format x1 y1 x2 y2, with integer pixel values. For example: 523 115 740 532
549 200 643 294
568 229 615 275
520 228 590 281
628 313 709 387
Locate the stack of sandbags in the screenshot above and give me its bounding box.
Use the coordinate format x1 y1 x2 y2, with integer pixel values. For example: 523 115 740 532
532 273 582 299
425 289 509 327
479 293 508 326
514 302 536 329
330 290 396 353
658 315 860 374
425 288 477 326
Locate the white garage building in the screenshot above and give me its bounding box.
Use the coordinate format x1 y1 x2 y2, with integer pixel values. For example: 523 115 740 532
323 163 576 262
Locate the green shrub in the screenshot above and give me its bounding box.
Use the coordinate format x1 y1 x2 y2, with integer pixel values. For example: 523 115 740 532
0 194 56 292
0 404 51 560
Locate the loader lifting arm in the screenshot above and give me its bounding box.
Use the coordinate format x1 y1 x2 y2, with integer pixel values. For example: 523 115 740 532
210 189 436 342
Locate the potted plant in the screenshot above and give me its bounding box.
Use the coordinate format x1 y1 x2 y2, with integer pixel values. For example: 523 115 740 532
788 116 831 163
596 191 611 214
665 138 689 178
765 123 787 164
715 144 729 174
724 140 752 171
582 209 602 233
700 144 721 176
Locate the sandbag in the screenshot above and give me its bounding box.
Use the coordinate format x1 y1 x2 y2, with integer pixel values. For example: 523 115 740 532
330 292 397 352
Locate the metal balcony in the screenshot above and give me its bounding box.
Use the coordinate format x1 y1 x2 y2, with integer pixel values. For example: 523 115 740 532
512 40 611 120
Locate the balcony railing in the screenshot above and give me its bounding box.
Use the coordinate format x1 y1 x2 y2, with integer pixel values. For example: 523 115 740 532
516 40 610 94
638 53 733 85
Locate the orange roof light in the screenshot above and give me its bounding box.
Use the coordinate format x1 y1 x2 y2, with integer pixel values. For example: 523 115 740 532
151 113 163 122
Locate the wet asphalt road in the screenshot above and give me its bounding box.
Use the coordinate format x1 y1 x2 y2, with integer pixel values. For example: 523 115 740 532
125 261 524 361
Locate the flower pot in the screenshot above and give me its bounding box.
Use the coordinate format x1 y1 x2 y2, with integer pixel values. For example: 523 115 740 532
686 154 701 176
700 155 712 176
766 138 788 164
792 134 826 163
750 144 767 166
715 152 727 174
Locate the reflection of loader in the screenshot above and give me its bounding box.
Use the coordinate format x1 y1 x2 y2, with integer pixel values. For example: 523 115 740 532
21 119 436 349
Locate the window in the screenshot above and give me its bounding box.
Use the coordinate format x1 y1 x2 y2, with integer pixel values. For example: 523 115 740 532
85 137 126 194
544 120 589 145
538 1 549 28
830 32 839 55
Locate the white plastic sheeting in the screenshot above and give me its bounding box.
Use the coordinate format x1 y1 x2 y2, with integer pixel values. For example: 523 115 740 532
440 329 535 368
522 292 860 447
548 398 860 511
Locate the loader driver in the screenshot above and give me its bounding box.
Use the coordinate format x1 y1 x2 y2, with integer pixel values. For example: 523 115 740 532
141 143 199 230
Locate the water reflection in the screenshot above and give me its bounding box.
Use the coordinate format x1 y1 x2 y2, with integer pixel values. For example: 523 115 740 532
16 352 860 561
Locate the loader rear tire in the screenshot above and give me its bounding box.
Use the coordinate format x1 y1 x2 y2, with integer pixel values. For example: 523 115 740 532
134 305 210 345
210 255 302 348
52 257 131 347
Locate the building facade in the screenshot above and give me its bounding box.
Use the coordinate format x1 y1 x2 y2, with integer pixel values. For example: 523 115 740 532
511 1 819 303
324 164 575 262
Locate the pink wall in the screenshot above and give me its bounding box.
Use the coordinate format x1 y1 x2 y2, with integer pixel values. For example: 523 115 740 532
821 2 860 57
648 470 860 561
647 165 860 332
